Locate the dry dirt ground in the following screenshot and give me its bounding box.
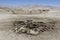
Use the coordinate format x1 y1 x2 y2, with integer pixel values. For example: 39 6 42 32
0 7 60 40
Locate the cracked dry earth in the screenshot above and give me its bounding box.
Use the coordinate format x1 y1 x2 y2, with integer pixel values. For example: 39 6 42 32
0 8 60 40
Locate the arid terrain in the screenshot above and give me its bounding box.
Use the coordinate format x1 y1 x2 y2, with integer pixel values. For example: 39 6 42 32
0 6 60 40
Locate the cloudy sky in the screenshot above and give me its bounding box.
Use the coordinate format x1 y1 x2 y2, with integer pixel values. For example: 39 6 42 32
0 0 60 7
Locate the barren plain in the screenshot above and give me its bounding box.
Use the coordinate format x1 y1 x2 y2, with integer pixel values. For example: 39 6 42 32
0 6 60 40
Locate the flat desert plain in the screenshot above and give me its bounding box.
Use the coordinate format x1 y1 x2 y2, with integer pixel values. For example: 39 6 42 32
0 6 60 40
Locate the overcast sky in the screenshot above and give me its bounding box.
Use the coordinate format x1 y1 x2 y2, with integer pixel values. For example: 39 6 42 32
0 0 60 7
